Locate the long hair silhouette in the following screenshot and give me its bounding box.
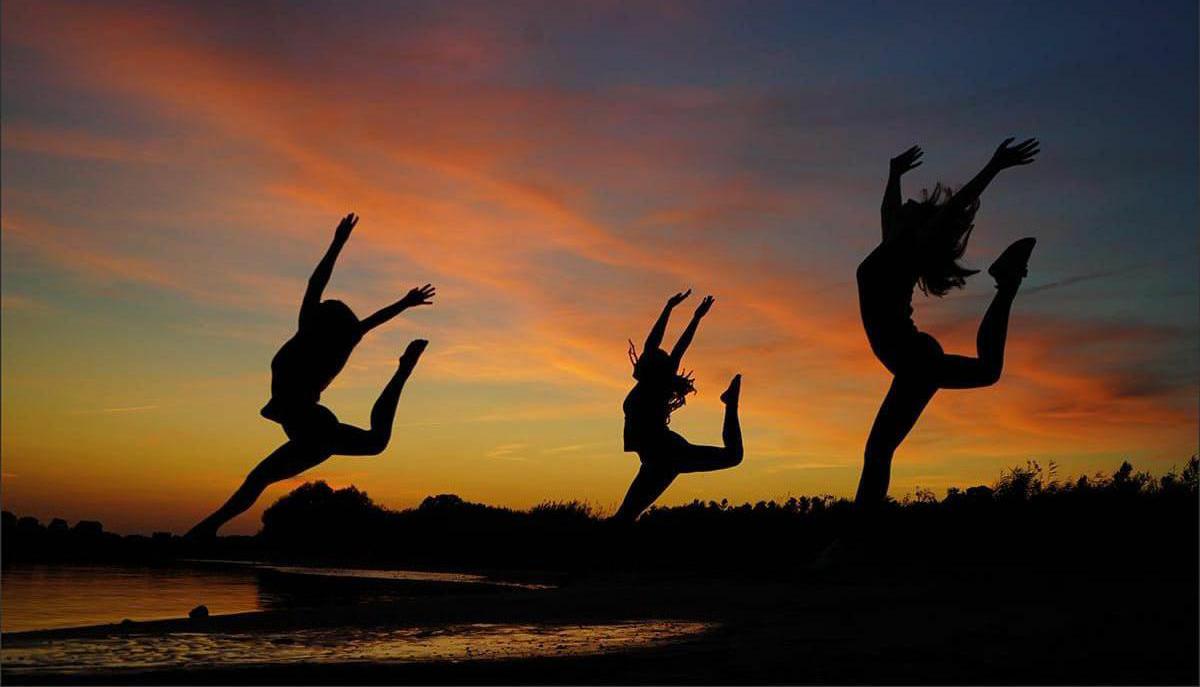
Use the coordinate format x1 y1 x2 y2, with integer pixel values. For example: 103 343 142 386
187 213 434 538
902 184 981 296
854 139 1040 513
612 290 744 524
628 343 696 416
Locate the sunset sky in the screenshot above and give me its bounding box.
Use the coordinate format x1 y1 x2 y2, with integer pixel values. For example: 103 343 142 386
2 0 1196 535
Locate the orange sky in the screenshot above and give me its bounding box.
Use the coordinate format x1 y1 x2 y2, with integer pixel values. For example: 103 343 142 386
2 1 1196 534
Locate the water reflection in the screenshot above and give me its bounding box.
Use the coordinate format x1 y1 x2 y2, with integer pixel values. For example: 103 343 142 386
256 563 553 589
2 621 714 675
1 562 551 634
0 564 270 633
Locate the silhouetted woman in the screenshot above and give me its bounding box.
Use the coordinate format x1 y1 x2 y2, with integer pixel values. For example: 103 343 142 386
855 138 1039 511
188 214 434 538
612 290 743 523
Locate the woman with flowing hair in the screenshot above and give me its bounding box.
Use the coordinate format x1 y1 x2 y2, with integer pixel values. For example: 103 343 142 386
854 138 1040 513
612 290 743 524
188 213 434 538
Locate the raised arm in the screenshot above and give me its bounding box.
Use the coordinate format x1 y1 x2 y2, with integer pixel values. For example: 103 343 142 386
669 295 714 368
645 290 691 353
359 284 436 334
300 213 357 328
938 138 1039 222
883 146 922 241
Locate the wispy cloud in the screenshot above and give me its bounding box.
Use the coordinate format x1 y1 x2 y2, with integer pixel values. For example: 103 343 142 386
70 405 160 415
486 443 530 461
0 0 1194 533
762 462 851 474
542 442 607 455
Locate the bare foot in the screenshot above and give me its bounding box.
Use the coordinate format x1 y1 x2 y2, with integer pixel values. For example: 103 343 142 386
399 339 428 372
719 374 741 405
183 522 217 541
988 237 1036 289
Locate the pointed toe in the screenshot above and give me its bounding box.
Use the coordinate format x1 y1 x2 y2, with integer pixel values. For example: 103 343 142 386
988 237 1037 284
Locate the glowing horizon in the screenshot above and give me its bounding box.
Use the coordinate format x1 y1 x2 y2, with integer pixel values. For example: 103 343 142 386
2 1 1196 534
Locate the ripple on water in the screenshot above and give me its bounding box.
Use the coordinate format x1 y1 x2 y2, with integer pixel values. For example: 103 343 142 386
1 621 714 675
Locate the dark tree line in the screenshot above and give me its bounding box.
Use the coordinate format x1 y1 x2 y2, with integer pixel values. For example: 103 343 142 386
4 457 1196 576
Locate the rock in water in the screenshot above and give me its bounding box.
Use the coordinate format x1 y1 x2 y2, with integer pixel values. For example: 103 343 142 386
189 604 209 619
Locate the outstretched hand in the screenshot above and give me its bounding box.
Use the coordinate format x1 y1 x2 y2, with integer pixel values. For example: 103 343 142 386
890 145 923 175
989 138 1039 170
334 213 359 242
667 289 692 308
694 295 714 318
401 283 436 308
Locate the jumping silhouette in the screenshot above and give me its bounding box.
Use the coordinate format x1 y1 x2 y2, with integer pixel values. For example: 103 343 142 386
187 213 434 538
612 290 743 523
855 138 1040 511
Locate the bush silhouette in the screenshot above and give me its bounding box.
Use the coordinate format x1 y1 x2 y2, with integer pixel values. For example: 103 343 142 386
3 457 1195 574
241 456 1200 574
260 482 386 550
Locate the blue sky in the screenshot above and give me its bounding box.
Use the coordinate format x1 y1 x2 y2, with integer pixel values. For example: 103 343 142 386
2 0 1196 533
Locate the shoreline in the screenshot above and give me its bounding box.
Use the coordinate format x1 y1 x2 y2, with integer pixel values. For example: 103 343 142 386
4 562 1197 684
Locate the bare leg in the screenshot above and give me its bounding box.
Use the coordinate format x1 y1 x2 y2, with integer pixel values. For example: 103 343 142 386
327 339 426 456
187 441 331 538
678 374 745 473
814 374 937 566
937 284 1018 389
187 340 427 538
855 375 938 511
719 374 743 463
612 464 678 524
858 258 1024 510
855 248 1029 506
612 375 744 524
937 236 1034 389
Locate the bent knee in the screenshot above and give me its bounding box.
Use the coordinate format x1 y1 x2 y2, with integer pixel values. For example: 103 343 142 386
363 433 392 456
950 357 1003 388
728 447 744 467
712 445 742 470
976 363 1003 387
360 442 387 457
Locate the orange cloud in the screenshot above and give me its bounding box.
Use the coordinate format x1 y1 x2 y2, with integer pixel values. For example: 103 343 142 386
1 1 1194 533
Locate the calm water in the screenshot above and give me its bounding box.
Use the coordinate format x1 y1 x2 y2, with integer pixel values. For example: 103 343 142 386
0 563 712 676
1 564 269 633
1 562 549 634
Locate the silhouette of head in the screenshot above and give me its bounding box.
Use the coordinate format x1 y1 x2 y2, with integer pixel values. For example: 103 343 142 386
630 346 696 414
903 184 981 296
312 300 361 341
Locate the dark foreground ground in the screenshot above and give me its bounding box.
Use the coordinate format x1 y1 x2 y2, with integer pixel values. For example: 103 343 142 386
5 460 1197 684
4 557 1197 686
